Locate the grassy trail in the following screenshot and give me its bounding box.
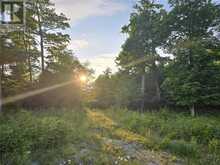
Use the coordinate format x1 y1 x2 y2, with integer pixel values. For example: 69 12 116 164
1 108 220 164
86 109 183 165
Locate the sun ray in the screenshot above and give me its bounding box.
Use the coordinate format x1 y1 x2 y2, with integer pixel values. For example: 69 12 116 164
2 80 74 105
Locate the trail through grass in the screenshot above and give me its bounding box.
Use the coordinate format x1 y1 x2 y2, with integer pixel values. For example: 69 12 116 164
1 108 220 164
86 109 183 165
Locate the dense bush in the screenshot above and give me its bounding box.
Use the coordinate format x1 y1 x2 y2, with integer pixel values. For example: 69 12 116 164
0 109 89 164
112 109 220 145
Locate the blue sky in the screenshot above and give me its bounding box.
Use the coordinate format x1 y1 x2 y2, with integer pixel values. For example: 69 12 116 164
53 0 169 76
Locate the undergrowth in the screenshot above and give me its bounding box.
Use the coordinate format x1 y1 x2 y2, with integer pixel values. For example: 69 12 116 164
1 108 220 164
103 108 220 164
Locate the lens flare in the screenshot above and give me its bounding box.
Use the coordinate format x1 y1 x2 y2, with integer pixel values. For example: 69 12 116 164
79 75 87 82
2 80 74 105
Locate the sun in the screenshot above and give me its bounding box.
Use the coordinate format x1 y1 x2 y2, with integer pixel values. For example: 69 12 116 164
79 75 87 83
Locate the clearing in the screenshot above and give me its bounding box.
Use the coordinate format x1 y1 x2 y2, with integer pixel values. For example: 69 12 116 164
1 108 220 164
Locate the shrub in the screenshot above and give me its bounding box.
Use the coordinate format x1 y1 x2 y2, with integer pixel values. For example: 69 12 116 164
208 139 220 154
160 138 198 158
104 108 220 164
0 109 88 164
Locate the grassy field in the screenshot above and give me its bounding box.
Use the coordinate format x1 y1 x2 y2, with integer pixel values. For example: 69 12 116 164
0 108 220 165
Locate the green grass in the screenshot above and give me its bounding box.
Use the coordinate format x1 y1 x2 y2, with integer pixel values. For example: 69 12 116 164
0 108 94 164
1 108 220 164
0 108 144 165
103 108 220 164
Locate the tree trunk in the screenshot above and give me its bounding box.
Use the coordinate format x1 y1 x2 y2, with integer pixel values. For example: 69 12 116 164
0 78 2 113
0 65 2 113
155 80 161 102
0 38 4 113
152 62 161 103
28 53 33 82
190 104 195 117
27 38 33 82
140 74 145 113
36 2 45 72
23 31 33 82
39 28 44 71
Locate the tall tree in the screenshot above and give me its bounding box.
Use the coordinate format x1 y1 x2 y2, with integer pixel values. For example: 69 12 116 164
162 0 220 116
0 0 87 108
23 3 39 82
117 0 168 110
32 0 70 71
0 32 27 111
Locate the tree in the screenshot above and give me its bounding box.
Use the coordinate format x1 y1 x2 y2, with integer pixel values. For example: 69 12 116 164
163 39 220 116
32 0 70 71
0 33 27 111
0 0 87 109
117 0 168 110
112 71 141 108
162 0 220 116
92 68 142 109
93 68 116 108
36 51 87 108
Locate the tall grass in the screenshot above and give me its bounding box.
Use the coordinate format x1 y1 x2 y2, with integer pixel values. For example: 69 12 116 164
0 109 90 164
103 108 220 164
1 108 220 164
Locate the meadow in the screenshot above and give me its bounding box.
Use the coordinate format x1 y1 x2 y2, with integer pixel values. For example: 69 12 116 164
1 108 220 165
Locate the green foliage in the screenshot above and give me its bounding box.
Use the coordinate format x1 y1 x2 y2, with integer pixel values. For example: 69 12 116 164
116 0 168 106
93 68 116 107
0 109 90 164
104 107 220 153
104 108 220 164
160 138 198 158
167 0 220 39
209 139 220 154
0 0 90 108
161 0 220 111
1 107 220 164
93 69 140 108
162 33 220 109
112 0 220 111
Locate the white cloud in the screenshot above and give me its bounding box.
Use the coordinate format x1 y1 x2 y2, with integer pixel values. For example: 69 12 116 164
52 0 127 24
80 53 118 76
69 39 89 51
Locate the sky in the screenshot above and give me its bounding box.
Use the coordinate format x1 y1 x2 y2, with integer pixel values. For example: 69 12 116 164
52 0 169 76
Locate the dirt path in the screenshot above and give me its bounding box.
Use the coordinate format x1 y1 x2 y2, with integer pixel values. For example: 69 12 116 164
86 109 184 165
